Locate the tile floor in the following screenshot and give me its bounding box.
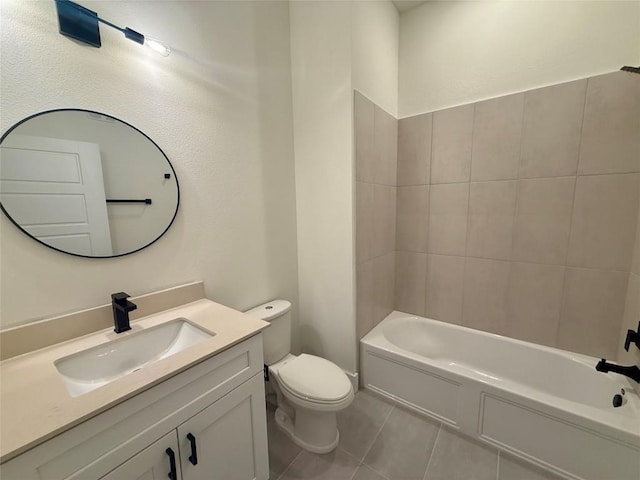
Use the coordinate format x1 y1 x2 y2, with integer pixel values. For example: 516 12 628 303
267 389 564 480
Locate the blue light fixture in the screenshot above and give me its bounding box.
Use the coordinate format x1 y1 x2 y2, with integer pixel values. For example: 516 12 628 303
54 0 171 57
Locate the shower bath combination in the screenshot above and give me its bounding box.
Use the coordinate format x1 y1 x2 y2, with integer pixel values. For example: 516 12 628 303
361 312 640 480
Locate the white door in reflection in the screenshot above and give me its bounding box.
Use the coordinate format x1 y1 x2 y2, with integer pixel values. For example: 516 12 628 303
0 134 113 256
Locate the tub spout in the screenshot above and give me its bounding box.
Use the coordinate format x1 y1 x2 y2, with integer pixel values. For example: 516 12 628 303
596 359 640 383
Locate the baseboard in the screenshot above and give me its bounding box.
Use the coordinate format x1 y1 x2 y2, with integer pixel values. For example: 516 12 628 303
345 370 359 393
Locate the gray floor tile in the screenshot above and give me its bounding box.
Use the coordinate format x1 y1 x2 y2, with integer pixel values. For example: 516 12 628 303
425 428 498 480
363 405 440 480
338 389 395 461
498 453 564 480
279 448 360 480
352 464 389 480
266 403 302 478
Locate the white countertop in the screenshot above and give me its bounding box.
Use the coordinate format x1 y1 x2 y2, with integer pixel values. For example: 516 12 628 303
0 299 269 462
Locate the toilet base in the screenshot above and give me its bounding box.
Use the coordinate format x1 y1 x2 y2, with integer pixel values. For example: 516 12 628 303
274 407 339 454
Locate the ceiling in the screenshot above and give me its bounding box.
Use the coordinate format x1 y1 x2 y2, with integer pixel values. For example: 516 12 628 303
392 1 427 13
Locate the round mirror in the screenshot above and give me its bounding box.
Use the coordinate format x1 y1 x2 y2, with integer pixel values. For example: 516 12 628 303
0 109 179 258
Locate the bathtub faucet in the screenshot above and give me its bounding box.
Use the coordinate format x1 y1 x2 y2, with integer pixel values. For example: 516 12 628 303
595 359 640 384
624 321 640 352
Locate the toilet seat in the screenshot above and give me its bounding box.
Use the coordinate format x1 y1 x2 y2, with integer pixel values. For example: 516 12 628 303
271 354 353 410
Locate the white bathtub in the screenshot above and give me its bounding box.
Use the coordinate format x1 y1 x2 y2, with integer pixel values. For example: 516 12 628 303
360 312 640 480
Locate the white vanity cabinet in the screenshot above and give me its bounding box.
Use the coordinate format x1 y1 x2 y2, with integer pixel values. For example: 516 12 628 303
100 431 181 480
176 375 267 480
0 334 269 480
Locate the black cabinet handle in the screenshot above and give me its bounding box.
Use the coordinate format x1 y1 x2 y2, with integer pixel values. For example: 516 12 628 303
186 433 198 466
165 447 177 480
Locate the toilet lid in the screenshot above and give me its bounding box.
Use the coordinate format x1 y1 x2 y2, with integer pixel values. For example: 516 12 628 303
276 354 352 403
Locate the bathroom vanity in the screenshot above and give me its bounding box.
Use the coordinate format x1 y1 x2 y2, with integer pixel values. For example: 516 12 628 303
0 286 270 480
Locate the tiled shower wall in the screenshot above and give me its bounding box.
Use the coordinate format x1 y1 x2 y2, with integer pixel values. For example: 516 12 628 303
355 92 398 341
355 71 640 361
620 207 640 364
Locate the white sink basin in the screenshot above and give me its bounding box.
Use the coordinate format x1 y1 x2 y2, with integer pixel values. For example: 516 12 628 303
54 319 214 397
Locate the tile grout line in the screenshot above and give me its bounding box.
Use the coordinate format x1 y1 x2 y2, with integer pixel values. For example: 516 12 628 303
457 104 476 327
563 75 589 269
422 423 442 480
422 189 432 317
393 250 634 275
402 169 640 188
338 446 372 480
504 92 529 333
554 78 590 350
355 401 396 478
423 111 435 316
275 448 304 480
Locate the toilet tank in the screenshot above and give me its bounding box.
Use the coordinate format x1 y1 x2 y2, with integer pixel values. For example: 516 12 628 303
244 299 291 365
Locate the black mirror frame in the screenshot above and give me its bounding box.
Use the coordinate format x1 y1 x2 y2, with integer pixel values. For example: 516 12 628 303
0 108 180 259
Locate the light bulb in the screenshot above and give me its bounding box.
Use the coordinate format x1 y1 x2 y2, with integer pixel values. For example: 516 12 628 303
144 37 170 57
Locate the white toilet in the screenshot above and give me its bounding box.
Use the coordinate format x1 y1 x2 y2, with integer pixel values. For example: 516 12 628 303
245 300 354 454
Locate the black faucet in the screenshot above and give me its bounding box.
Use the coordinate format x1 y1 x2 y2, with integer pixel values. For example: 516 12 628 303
596 359 640 383
111 292 137 333
624 321 640 352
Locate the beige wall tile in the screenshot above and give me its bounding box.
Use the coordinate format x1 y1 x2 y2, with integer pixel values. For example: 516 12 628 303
373 253 395 327
467 181 517 260
355 91 374 183
428 183 469 256
390 74 640 358
425 254 465 325
397 113 432 186
432 104 474 184
567 174 640 271
512 177 575 265
632 198 640 276
395 251 427 316
374 105 398 186
471 93 524 181
396 185 429 252
579 72 640 175
462 257 510 335
557 268 628 359
506 263 564 347
357 260 374 341
356 182 374 264
618 273 640 364
519 80 586 178
372 184 396 258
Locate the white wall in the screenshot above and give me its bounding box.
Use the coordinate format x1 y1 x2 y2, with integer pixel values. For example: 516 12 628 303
289 1 355 373
399 1 640 117
0 0 299 329
289 1 398 374
352 1 399 117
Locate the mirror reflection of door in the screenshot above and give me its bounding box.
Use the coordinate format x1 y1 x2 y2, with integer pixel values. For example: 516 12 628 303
0 134 113 256
0 109 179 258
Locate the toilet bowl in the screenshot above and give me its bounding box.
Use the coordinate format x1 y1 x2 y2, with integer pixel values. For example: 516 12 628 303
269 353 354 453
244 300 354 454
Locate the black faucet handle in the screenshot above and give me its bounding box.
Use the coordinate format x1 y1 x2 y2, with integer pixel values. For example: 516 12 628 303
624 321 640 352
111 292 131 306
596 358 607 372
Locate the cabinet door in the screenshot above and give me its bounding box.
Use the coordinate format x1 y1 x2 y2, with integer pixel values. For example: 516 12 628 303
100 431 182 480
178 373 268 480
